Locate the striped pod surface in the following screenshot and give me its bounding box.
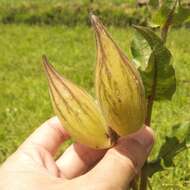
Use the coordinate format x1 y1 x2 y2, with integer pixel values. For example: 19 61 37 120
92 15 146 136
43 14 146 149
43 56 113 149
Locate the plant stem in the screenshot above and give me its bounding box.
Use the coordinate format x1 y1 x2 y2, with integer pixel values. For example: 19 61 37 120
138 2 178 189
146 141 187 177
147 179 153 190
161 0 177 43
140 32 159 190
131 3 178 189
130 177 139 190
178 0 182 7
145 95 154 126
139 98 156 190
145 55 158 127
140 163 148 190
140 3 178 188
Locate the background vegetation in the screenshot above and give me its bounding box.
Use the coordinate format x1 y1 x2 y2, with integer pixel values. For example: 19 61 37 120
0 0 190 189
0 0 189 27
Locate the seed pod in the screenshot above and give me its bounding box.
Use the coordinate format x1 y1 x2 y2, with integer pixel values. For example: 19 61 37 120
91 14 146 136
42 55 113 149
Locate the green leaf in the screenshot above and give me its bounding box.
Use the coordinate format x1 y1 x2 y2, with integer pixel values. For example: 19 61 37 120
173 7 190 25
149 0 159 8
146 122 190 177
162 0 175 7
131 33 151 70
151 5 171 27
172 121 190 148
150 1 190 27
133 25 163 48
158 122 190 166
158 136 182 167
160 0 177 42
150 0 178 26
132 25 176 100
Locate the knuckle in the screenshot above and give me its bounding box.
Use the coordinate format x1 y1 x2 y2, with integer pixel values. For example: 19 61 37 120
108 148 138 174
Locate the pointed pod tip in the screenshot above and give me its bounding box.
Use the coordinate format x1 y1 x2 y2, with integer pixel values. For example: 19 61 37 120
89 13 105 37
133 25 149 32
89 13 97 25
42 54 47 67
42 54 48 67
41 55 67 84
42 55 51 75
42 54 47 60
42 55 55 72
132 24 141 30
41 55 56 79
132 24 136 28
90 14 101 33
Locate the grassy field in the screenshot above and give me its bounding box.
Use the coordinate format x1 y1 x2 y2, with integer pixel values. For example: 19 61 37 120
0 0 146 27
0 0 135 5
0 24 190 189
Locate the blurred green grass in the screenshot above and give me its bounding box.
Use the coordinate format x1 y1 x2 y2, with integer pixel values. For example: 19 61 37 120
0 24 190 189
0 0 136 6
0 0 148 27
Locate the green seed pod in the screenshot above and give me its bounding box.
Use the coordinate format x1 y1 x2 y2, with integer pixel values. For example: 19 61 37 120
42 56 113 149
91 14 146 136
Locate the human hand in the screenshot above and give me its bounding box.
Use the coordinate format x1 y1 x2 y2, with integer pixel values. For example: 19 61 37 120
0 117 154 190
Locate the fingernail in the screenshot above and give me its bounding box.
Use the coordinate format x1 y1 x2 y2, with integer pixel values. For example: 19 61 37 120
133 127 154 154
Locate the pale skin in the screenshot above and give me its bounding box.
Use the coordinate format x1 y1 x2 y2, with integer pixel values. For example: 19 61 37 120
0 116 154 190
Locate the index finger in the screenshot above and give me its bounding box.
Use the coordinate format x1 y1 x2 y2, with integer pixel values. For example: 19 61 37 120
20 116 70 156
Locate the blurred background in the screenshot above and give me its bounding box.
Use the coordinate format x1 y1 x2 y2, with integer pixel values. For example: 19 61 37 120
0 0 190 189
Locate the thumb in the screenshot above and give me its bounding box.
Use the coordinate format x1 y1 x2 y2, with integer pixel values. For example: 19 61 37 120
86 126 154 189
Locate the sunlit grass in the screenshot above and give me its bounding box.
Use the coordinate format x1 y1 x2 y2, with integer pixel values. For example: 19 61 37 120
0 24 190 189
